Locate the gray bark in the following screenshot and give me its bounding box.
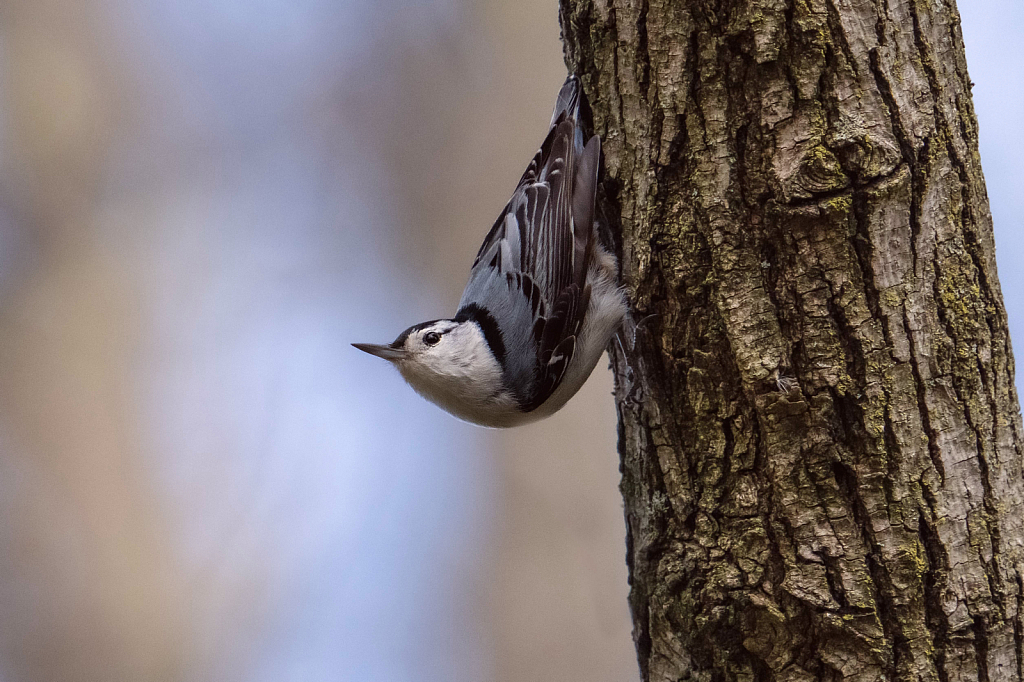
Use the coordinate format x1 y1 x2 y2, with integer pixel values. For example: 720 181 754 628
559 1 1024 680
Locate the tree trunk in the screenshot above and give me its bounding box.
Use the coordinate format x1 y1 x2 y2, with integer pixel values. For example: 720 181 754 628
559 1 1024 680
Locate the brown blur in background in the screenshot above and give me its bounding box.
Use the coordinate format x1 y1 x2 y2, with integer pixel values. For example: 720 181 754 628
0 0 635 680
0 1 1019 681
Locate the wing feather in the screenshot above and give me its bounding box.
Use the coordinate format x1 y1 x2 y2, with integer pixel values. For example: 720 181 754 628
459 76 601 411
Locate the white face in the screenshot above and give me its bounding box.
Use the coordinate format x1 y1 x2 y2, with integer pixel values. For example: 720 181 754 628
392 320 479 377
352 319 460 366
353 318 518 426
389 316 451 348
393 319 506 411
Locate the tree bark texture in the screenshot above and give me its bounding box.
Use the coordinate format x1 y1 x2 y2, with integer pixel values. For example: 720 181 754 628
559 1 1024 680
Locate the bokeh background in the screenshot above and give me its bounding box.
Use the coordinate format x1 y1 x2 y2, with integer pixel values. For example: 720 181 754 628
0 1 1018 681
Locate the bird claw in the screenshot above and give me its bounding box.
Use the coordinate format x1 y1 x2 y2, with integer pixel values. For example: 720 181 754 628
614 310 658 408
775 371 799 394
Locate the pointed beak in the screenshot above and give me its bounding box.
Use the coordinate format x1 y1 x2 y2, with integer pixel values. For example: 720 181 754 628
352 342 406 361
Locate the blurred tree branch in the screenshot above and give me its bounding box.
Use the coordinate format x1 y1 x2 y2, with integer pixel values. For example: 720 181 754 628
560 1 1024 680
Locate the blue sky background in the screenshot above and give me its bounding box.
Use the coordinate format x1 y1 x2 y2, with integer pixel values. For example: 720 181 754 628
961 2 1024 379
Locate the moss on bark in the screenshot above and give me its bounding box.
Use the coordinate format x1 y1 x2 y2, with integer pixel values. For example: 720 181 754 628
559 1 1024 680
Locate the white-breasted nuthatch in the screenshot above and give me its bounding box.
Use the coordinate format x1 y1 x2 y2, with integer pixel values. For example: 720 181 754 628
353 75 627 427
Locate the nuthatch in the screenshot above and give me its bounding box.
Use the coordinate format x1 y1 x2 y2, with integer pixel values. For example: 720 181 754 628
354 76 626 427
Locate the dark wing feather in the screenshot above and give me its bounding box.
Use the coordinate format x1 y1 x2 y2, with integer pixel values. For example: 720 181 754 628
458 75 602 411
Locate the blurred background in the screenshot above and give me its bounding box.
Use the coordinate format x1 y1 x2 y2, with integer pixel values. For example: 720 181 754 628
0 1 1017 681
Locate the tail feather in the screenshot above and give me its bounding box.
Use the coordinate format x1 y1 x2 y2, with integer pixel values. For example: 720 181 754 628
572 134 601 282
549 75 582 126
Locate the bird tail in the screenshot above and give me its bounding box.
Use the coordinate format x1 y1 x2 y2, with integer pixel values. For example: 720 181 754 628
550 75 583 126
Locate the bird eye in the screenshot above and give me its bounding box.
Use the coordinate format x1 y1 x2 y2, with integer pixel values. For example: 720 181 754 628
423 331 441 346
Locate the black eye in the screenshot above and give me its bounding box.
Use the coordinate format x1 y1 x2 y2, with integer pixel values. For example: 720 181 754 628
423 331 441 346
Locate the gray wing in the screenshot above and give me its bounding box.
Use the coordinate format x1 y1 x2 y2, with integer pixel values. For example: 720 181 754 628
457 76 601 411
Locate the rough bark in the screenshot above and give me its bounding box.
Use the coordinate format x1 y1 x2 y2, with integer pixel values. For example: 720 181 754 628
559 1 1024 680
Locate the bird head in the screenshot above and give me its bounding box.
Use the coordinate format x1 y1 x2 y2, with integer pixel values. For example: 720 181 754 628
353 318 509 423
353 319 458 368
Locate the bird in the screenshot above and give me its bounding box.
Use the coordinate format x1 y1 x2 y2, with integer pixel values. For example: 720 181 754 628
353 75 627 428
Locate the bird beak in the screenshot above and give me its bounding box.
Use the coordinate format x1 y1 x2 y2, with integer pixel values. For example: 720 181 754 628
352 343 406 361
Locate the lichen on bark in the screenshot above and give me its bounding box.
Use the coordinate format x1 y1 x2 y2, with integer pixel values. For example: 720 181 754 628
559 0 1024 680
